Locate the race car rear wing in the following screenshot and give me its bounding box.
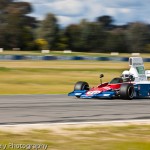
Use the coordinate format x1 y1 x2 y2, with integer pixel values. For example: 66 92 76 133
145 70 150 80
124 57 147 82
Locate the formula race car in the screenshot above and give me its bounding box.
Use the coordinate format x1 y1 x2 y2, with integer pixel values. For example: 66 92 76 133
68 57 150 100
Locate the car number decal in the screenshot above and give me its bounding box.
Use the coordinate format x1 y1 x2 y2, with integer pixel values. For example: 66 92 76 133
86 91 101 96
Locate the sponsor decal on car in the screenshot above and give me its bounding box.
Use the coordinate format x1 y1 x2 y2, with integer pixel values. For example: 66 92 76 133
86 90 101 96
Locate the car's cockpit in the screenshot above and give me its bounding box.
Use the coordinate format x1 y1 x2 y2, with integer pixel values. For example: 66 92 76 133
109 75 135 84
109 77 123 84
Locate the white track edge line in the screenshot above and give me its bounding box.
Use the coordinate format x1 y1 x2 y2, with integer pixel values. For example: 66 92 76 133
1 119 150 127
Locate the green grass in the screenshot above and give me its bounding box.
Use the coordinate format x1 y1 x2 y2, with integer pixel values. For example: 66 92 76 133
0 60 149 94
0 125 150 150
0 60 128 94
1 50 150 57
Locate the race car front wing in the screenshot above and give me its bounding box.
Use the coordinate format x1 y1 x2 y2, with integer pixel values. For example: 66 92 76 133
68 90 116 99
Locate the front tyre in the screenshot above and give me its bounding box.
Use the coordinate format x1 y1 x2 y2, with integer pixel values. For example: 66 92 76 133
120 83 134 100
74 81 89 98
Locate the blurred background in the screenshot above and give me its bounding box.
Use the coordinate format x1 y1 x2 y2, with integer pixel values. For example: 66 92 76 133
1 0 150 95
1 1 150 150
1 0 150 53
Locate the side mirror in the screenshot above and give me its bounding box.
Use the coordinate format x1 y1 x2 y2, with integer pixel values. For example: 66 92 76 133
100 74 104 78
99 74 104 84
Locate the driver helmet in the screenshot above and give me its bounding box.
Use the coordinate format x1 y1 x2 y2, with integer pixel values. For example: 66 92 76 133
121 71 135 82
121 70 130 78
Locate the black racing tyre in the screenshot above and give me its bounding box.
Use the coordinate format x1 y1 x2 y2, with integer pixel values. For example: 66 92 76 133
74 81 89 91
74 81 89 98
120 83 134 100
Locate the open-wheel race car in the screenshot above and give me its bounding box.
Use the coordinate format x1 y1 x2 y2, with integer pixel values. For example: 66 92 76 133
68 57 150 100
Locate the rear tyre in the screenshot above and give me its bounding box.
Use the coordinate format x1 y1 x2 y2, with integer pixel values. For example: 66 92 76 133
74 81 89 98
120 83 134 100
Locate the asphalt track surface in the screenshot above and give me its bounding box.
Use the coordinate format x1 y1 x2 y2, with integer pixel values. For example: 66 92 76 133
0 94 150 125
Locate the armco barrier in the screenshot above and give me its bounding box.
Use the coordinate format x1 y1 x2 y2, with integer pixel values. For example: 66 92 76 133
42 55 57 60
0 55 14 60
13 55 25 60
121 57 129 62
25 55 43 60
96 57 110 61
0 55 5 60
57 56 73 60
109 57 129 62
0 54 149 62
143 58 150 62
71 56 84 60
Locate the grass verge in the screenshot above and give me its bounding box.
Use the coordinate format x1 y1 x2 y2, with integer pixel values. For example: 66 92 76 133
1 51 150 58
0 123 150 150
0 60 149 94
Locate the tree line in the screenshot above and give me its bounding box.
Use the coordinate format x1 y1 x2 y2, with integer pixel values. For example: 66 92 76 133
1 0 150 53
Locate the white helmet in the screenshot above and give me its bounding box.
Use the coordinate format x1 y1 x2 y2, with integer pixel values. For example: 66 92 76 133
121 70 135 82
121 70 130 78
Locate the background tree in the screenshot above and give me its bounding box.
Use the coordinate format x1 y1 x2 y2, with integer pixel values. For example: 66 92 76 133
0 0 36 50
35 39 48 50
104 29 128 52
56 29 69 50
97 15 114 29
126 22 150 52
36 13 59 50
80 22 107 52
65 24 83 51
65 21 108 52
1 1 150 53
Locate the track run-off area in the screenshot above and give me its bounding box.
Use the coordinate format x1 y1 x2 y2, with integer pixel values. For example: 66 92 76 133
0 94 150 125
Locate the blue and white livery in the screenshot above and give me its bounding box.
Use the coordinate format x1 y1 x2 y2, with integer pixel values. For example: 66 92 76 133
68 57 150 99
